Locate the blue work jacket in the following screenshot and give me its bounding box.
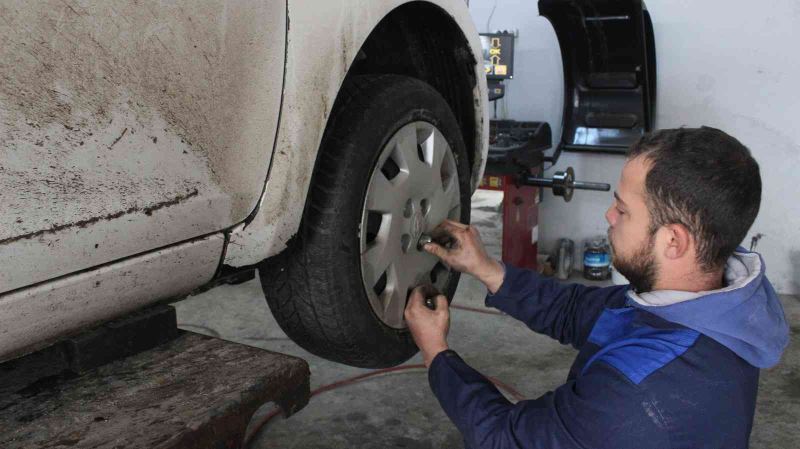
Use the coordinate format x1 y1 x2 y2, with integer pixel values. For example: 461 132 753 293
429 249 788 449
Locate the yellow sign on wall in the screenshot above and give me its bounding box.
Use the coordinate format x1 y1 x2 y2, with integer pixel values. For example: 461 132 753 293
480 33 514 79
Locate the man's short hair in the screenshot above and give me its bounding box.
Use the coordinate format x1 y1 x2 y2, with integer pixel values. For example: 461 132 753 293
627 127 762 271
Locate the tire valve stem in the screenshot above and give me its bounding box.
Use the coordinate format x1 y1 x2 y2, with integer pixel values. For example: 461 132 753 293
417 233 433 251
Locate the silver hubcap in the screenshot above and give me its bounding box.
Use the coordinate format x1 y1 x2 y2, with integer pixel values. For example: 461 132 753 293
359 121 461 329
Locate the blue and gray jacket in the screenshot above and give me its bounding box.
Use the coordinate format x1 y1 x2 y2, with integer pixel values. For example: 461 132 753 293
429 249 789 448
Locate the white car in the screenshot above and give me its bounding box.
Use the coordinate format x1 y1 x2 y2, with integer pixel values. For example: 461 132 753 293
0 0 655 367
0 0 488 367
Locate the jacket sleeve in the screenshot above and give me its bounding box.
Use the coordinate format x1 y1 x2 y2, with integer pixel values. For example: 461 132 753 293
428 350 669 449
486 264 628 349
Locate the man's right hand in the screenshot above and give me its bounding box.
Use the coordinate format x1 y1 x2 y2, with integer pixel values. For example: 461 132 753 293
423 219 505 294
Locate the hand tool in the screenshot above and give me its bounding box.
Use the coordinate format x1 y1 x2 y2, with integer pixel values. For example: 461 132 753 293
417 231 456 252
417 233 433 251
414 283 441 310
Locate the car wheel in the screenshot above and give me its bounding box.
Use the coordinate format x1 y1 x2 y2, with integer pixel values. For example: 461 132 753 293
259 75 471 368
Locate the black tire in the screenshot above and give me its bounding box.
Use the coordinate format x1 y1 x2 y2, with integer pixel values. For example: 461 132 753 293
259 75 471 368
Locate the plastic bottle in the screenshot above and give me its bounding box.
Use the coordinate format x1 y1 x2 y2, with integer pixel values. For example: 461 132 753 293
583 237 611 280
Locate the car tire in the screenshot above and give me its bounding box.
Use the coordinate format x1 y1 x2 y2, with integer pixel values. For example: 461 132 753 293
259 75 471 368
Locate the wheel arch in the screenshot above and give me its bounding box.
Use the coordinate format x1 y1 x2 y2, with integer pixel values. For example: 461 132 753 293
223 0 488 268
346 2 482 178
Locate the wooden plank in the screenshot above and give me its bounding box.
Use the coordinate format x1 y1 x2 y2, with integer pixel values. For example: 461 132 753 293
0 332 310 448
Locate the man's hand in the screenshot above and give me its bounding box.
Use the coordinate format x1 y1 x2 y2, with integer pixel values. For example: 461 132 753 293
404 285 450 368
423 219 505 294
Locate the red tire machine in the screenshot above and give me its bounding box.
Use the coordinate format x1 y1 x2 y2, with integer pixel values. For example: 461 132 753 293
479 120 611 271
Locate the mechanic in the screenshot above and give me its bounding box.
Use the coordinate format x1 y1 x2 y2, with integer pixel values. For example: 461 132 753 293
404 127 789 449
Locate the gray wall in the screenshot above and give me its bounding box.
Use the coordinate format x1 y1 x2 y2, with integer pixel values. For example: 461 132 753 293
470 0 800 294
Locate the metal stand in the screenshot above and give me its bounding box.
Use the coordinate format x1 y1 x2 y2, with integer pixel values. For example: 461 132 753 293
480 120 610 271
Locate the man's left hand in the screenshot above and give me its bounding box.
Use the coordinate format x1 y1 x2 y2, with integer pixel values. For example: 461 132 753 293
404 286 450 368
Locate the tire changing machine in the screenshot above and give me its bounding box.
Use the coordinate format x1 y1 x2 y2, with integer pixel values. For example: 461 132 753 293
479 0 657 270
0 272 310 449
479 120 610 271
478 28 614 271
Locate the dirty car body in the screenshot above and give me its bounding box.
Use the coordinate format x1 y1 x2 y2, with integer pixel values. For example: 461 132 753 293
0 0 488 362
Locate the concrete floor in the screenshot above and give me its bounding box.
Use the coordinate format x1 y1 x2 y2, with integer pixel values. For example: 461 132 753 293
173 191 799 448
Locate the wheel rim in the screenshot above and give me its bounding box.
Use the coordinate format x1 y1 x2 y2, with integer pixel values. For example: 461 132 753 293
359 121 461 329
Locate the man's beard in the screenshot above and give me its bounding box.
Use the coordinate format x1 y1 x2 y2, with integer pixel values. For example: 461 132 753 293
609 230 658 293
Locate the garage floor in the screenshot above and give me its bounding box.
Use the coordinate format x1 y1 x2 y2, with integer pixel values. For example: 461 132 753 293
173 191 799 448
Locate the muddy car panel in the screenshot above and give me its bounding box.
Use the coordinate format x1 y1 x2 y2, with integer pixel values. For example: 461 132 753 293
0 1 286 292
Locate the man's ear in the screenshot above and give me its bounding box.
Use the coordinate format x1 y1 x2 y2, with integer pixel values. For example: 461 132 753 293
662 223 692 260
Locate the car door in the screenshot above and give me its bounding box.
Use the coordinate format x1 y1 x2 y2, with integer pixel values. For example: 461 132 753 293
0 1 285 293
540 0 656 154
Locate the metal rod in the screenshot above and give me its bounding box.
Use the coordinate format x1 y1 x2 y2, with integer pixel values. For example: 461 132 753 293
520 176 554 187
571 181 610 192
519 175 610 191
585 15 630 22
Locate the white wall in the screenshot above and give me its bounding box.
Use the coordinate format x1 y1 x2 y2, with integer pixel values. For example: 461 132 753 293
469 0 800 294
